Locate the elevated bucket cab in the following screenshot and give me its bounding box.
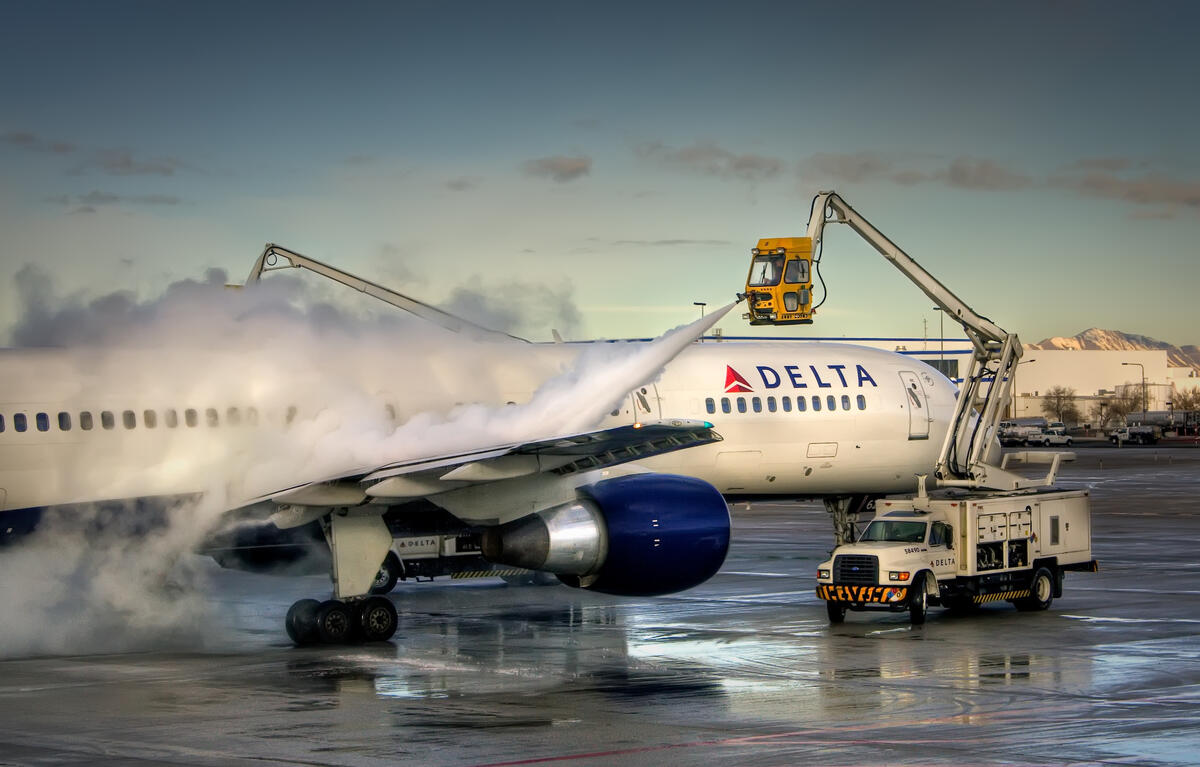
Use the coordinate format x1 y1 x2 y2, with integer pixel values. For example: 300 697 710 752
743 237 814 325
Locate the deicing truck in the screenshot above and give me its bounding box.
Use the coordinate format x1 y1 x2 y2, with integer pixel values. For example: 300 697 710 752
817 487 1097 623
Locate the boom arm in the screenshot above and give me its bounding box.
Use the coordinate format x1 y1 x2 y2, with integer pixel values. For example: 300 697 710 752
805 192 1049 490
245 243 526 343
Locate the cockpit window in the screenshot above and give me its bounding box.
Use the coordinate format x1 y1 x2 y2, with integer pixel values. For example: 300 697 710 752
860 520 927 543
747 254 784 287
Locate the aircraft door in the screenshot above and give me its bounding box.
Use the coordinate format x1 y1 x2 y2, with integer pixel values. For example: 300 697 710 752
899 371 930 440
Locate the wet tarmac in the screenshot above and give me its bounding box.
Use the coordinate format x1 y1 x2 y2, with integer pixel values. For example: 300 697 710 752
1 446 1198 766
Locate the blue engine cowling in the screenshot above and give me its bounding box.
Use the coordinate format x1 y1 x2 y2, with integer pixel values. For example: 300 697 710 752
480 473 730 597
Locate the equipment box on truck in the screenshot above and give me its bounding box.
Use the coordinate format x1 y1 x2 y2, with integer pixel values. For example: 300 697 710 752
817 487 1097 624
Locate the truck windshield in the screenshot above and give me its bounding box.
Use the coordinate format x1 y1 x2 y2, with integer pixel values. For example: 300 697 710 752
747 255 784 286
859 520 927 543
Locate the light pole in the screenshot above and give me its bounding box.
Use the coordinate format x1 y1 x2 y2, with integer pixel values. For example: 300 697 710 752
1122 362 1147 424
933 307 944 369
693 301 706 319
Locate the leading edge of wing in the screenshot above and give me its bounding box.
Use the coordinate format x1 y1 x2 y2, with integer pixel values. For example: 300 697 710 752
258 420 722 507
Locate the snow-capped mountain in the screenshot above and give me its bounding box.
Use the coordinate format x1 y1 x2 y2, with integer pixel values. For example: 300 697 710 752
1027 328 1200 372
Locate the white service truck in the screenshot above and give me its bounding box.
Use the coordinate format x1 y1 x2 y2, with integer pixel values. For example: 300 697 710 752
817 488 1097 624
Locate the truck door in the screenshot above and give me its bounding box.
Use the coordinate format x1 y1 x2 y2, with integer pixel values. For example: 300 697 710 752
928 520 957 578
899 371 930 440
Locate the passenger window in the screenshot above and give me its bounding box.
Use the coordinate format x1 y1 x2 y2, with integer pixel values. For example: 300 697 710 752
811 396 821 412
206 408 219 427
101 411 115 430
767 396 777 413
796 396 807 412
14 413 27 432
36 412 49 432
227 407 241 426
185 408 198 427
736 397 747 414
286 406 298 425
143 409 157 428
80 411 93 430
58 412 71 431
827 395 836 411
705 397 715 415
857 394 866 410
0 414 4 432
782 396 792 412
752 397 762 413
841 395 851 410
247 407 258 426
164 409 178 428
384 404 396 422
721 397 731 414
123 410 136 429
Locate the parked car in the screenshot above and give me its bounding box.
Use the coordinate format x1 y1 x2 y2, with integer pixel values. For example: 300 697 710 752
1027 427 1072 447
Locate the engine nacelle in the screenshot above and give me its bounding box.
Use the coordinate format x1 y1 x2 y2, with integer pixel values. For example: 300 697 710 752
480 474 730 596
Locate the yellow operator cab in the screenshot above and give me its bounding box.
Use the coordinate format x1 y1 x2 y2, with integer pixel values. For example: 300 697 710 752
743 237 815 325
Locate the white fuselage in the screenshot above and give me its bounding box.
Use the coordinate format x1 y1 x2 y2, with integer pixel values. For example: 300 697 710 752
0 341 956 512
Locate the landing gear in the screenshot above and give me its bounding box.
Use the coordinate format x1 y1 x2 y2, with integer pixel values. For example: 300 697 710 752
286 596 398 645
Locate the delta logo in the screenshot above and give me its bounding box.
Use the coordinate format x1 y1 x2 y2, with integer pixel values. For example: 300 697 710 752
723 363 878 391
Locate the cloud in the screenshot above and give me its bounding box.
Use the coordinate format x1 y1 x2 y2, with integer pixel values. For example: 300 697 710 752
800 152 1031 191
935 157 1033 191
801 152 901 184
1050 171 1200 210
79 148 186 176
1 130 76 154
47 190 183 208
446 175 482 192
1065 157 1134 173
637 141 782 183
521 155 592 183
607 238 733 248
441 276 583 339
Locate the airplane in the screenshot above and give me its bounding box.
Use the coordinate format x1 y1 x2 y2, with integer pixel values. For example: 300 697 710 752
0 263 958 647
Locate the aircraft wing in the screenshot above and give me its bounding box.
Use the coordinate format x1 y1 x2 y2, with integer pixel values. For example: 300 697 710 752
258 419 722 510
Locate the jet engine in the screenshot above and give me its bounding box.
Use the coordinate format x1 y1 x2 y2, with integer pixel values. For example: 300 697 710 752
480 474 730 596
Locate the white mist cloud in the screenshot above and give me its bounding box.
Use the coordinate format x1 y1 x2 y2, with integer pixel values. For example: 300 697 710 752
0 267 729 657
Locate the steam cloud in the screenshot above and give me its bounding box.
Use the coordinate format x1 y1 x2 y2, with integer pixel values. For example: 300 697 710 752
0 265 728 657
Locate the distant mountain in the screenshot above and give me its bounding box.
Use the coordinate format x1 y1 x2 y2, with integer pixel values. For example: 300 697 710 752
1027 328 1200 372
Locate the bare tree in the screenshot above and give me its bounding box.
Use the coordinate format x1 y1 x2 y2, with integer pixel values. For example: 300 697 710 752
1172 385 1200 412
1041 385 1082 425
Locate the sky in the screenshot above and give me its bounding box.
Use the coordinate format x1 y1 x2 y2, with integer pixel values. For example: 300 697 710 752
2 0 1198 345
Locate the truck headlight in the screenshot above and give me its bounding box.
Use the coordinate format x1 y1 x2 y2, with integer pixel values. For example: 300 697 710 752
817 568 830 580
888 571 911 581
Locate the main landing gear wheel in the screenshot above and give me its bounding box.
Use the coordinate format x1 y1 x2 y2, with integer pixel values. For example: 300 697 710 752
286 597 399 646
358 596 398 642
285 599 320 645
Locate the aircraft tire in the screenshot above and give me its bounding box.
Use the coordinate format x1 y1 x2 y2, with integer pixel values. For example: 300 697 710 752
358 596 398 642
285 599 321 646
315 600 354 644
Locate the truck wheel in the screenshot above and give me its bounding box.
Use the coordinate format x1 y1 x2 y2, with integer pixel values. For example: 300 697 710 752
826 601 846 624
370 552 401 595
1016 567 1055 611
909 573 928 625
